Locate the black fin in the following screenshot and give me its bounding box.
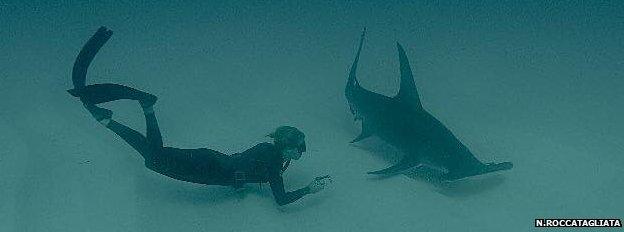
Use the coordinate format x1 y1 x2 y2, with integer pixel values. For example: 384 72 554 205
443 162 513 181
72 26 113 89
394 43 422 110
68 83 157 106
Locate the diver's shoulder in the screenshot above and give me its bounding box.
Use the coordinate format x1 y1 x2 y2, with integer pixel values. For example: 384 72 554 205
252 142 282 159
253 142 277 152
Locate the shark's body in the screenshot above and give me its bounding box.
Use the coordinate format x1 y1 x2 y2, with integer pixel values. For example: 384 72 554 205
345 31 512 181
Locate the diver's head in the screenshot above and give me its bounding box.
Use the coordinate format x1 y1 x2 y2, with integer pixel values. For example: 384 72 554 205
268 126 306 160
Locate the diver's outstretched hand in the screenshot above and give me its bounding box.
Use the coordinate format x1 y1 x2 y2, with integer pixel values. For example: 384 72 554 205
307 175 332 194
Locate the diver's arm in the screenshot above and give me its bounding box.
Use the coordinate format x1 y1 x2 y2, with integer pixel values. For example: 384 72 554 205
268 173 310 206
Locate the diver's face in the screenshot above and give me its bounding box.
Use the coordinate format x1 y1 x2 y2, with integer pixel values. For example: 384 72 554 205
283 138 306 160
283 148 302 160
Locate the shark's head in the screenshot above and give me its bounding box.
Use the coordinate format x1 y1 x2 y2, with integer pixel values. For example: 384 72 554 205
345 80 383 122
345 79 364 120
345 28 370 121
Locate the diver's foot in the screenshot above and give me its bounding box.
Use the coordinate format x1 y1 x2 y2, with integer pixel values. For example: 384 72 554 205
84 103 112 122
139 93 157 109
142 105 154 115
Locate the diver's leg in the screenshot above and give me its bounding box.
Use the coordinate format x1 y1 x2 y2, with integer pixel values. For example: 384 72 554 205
85 104 154 159
105 120 154 159
484 162 513 173
142 105 163 150
84 103 113 122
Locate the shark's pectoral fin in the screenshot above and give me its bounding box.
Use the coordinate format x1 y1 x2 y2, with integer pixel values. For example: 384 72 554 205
394 43 423 111
367 158 421 175
484 162 513 173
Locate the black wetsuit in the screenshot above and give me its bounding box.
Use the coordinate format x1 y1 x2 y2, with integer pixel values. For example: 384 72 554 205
105 110 309 206
148 143 309 205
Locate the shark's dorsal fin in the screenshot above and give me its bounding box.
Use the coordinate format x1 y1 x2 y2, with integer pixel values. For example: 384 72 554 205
347 28 366 87
394 43 423 110
350 120 373 143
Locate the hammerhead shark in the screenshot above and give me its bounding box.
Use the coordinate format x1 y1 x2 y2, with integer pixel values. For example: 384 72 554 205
345 30 513 181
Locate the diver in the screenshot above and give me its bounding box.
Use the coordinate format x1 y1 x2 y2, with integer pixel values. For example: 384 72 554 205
68 26 332 206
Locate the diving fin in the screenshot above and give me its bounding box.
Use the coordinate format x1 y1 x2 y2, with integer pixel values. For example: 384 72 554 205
71 26 113 89
68 83 157 106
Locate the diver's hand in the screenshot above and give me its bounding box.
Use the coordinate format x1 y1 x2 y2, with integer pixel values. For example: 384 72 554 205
307 175 332 194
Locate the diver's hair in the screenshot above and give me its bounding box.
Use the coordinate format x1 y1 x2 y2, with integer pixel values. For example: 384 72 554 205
268 126 305 150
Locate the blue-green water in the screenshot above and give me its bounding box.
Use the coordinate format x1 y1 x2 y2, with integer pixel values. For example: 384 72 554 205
1 1 623 231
